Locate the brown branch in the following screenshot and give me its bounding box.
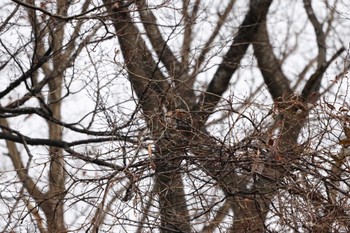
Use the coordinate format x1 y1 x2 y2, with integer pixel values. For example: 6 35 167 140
135 0 181 76
0 105 137 139
64 0 93 59
136 182 158 233
301 47 345 100
0 119 46 202
104 0 170 116
0 128 131 150
191 0 236 79
0 126 126 170
135 0 201 108
300 0 327 100
201 197 232 233
24 200 48 233
181 0 200 69
12 0 105 21
0 44 52 99
199 0 273 118
303 0 327 68
44 2 72 228
0 4 19 33
253 19 293 100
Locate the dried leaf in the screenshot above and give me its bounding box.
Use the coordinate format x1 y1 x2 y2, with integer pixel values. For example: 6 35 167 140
148 144 156 170
339 107 349 112
344 127 350 138
339 139 350 146
148 144 152 157
325 102 335 110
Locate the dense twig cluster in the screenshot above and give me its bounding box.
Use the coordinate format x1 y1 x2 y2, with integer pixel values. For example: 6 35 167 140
0 0 349 232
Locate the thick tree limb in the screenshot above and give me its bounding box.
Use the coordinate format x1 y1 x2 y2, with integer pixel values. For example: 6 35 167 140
104 1 170 116
304 0 326 68
200 0 273 117
45 2 68 230
135 0 182 78
302 47 345 100
181 0 200 69
201 197 232 233
136 0 198 108
253 19 293 100
156 157 191 232
104 2 191 232
300 0 327 100
230 195 271 232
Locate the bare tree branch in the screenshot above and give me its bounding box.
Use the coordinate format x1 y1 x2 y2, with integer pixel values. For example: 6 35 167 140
135 0 181 75
2 0 350 232
200 0 273 119
11 0 105 21
135 0 198 108
191 0 236 79
302 47 345 100
104 0 170 116
0 4 19 33
0 119 46 203
103 2 191 231
300 0 327 100
181 0 200 69
0 46 52 99
201 197 232 233
253 19 293 100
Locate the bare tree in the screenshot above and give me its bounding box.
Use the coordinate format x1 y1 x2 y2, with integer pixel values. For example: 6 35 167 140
0 0 350 232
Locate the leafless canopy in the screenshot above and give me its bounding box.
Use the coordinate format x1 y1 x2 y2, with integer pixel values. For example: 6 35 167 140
1 0 350 232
